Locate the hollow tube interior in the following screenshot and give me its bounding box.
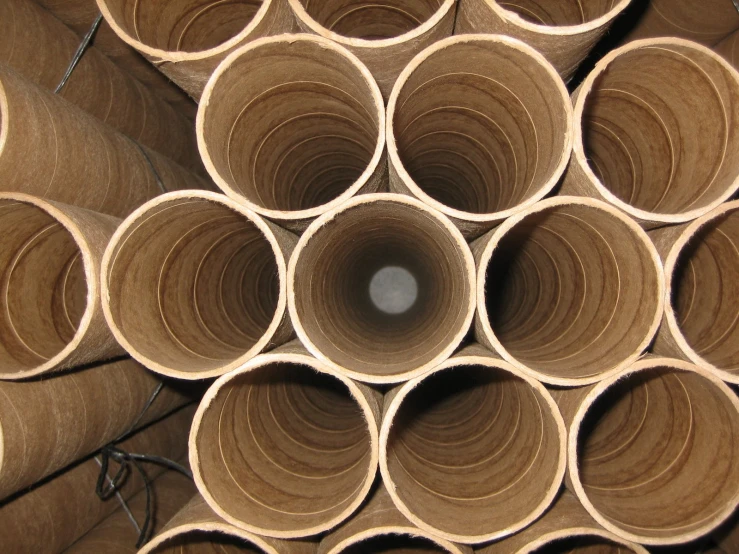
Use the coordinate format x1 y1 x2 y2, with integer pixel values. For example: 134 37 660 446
149 531 261 553
531 535 636 553
343 535 449 554
497 0 621 26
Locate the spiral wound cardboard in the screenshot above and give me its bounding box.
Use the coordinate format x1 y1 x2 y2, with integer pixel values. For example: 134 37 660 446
287 0 456 98
101 191 295 380
33 0 197 120
623 0 739 46
473 196 664 387
454 0 631 81
95 0 297 99
648 201 739 384
554 357 739 545
0 358 191 501
189 341 381 538
139 494 316 554
387 34 573 238
561 38 739 227
379 344 566 544
0 405 195 554
0 66 211 218
0 194 122 379
197 34 386 233
477 491 648 554
318 484 472 554
0 0 203 173
288 193 475 384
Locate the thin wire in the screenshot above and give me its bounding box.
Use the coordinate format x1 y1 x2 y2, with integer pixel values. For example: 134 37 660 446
55 14 103 93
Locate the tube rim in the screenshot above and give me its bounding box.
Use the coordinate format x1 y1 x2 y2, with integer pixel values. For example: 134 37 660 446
515 529 649 554
138 521 280 554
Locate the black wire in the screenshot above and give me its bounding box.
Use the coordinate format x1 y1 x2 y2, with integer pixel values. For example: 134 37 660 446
55 14 103 94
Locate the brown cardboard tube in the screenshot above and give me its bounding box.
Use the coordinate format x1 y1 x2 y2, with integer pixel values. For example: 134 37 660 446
562 357 739 545
454 0 631 81
715 29 739 69
287 0 455 98
102 190 296 380
0 66 211 218
95 0 297 99
139 494 316 554
318 484 472 554
197 34 385 232
288 193 475 384
0 404 196 554
0 357 191 502
623 0 739 46
0 193 123 379
379 344 566 544
0 0 203 173
32 0 198 120
474 196 664 387
561 38 739 227
387 34 573 238
189 341 381 538
649 201 739 384
477 491 648 554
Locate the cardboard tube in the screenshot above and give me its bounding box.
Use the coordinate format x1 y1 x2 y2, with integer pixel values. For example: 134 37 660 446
561 38 739 227
102 191 295 380
623 0 739 46
287 0 455 98
288 193 475 384
139 494 316 554
387 34 573 238
380 344 566 544
197 34 385 232
190 341 381 538
454 0 631 81
558 357 739 545
32 0 198 120
318 484 472 554
0 404 196 554
0 357 191 502
0 194 122 379
477 491 648 554
95 0 297 99
0 66 211 218
715 29 739 69
648 201 739 383
0 0 203 173
473 196 664 387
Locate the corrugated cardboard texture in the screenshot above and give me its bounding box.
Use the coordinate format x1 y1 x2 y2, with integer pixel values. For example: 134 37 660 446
288 0 455 98
197 34 386 233
102 191 297 380
387 34 572 238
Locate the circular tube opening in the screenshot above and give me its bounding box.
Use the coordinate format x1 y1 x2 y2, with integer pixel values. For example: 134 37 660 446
576 40 739 222
192 356 377 537
198 36 384 221
102 193 286 379
478 198 663 385
382 361 565 543
389 36 571 222
0 198 90 378
570 362 739 544
667 202 739 380
494 0 625 27
98 0 264 54
527 535 641 553
289 195 475 383
148 531 263 553
342 536 451 554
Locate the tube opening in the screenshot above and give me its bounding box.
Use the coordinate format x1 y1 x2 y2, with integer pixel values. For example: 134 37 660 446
105 197 281 375
343 535 449 554
483 203 660 382
531 535 635 553
498 0 621 26
0 200 87 375
292 198 472 380
296 0 444 40
101 0 263 53
581 44 739 217
195 361 373 533
201 38 381 215
672 208 739 373
385 364 562 539
392 40 569 216
575 367 739 541
150 531 261 553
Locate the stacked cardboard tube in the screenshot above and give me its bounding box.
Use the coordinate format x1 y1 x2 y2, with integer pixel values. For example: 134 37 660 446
2 1 739 553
